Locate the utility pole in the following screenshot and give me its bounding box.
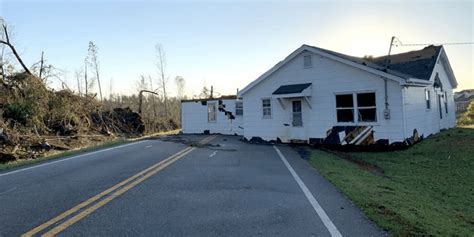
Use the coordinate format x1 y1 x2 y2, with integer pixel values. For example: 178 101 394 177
384 36 396 69
210 85 213 98
383 36 396 120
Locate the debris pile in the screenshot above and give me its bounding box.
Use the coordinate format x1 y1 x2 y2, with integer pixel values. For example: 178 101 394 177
0 73 145 162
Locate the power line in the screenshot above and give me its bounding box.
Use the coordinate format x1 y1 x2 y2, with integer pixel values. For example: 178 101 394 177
392 36 474 47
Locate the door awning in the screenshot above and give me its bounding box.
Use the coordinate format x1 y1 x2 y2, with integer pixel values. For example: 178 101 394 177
272 83 312 98
272 83 312 109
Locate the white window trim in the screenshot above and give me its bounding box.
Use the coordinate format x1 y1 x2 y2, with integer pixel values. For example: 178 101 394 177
262 98 272 119
334 91 379 125
208 103 216 123
235 101 243 117
425 89 431 111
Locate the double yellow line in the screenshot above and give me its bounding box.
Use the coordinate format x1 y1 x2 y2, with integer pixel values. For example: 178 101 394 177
23 135 218 237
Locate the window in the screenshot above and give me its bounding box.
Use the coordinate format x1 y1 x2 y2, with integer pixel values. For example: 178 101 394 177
262 99 272 118
425 89 431 110
208 103 216 122
303 55 312 68
235 101 243 116
336 92 377 123
336 94 354 122
357 93 377 122
444 92 448 114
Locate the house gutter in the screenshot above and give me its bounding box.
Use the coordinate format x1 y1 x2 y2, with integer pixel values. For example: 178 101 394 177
403 78 432 87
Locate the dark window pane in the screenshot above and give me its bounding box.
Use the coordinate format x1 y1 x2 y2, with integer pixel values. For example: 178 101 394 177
336 94 353 108
357 93 376 107
337 109 354 122
358 108 377 122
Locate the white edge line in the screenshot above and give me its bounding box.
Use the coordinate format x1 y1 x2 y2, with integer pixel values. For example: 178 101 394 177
273 145 343 237
0 140 148 178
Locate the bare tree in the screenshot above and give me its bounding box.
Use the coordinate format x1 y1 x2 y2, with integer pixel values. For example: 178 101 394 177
0 19 4 78
155 44 168 117
109 77 114 100
74 69 83 95
0 20 32 75
175 76 186 99
83 58 95 96
148 75 157 117
87 41 103 100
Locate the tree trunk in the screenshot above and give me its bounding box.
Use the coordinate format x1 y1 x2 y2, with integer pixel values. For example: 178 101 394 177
0 24 32 75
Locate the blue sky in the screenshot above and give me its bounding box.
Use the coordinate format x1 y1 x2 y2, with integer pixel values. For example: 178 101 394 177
1 0 473 97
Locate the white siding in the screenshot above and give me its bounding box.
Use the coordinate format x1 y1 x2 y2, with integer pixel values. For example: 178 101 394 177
181 99 244 135
242 51 406 143
403 58 456 138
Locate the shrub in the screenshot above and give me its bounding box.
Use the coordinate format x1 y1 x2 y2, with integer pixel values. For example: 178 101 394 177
458 100 474 125
3 101 34 125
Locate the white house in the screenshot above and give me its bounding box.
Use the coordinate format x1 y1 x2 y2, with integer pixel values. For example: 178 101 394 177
181 44 457 146
181 96 244 135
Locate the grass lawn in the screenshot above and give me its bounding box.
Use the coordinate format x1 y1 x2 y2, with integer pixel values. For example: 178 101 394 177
309 127 474 236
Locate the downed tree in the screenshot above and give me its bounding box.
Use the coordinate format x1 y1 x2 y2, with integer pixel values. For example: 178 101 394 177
0 23 32 75
0 73 145 162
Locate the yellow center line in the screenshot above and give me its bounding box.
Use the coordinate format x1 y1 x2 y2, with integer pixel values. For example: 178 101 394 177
22 135 217 237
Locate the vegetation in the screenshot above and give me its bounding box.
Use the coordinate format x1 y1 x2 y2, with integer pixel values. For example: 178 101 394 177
309 128 474 236
0 20 184 164
457 100 474 126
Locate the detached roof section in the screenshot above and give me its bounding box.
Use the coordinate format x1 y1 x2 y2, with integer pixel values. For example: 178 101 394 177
273 83 312 95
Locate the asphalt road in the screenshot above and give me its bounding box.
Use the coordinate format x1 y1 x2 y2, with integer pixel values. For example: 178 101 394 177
0 135 386 236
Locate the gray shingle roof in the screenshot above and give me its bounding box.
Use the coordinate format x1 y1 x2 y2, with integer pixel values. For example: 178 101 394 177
306 45 442 80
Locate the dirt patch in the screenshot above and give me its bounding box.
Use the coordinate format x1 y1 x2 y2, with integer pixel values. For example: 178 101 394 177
321 148 387 177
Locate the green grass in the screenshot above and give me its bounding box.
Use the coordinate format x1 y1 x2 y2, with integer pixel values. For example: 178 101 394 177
0 139 129 171
309 128 474 236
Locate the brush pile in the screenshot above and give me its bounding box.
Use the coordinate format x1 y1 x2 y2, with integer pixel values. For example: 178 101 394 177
0 73 144 163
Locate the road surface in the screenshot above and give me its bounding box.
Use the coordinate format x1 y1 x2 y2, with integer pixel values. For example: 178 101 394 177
0 135 385 236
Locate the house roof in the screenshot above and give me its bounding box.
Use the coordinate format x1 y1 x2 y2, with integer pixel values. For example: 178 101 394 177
238 44 457 96
370 45 442 80
272 83 312 95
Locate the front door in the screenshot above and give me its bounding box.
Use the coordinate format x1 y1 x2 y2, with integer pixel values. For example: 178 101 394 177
290 100 305 140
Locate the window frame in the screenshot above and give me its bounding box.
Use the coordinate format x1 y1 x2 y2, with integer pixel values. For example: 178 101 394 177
425 89 431 110
303 55 312 68
235 101 243 116
207 102 216 123
262 98 272 119
335 94 355 123
334 91 378 125
356 93 377 123
444 91 448 114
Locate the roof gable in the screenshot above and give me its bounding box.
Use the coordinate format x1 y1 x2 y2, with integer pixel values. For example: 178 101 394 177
238 45 407 96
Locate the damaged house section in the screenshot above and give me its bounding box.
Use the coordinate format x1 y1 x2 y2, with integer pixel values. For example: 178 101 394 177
181 95 243 135
181 44 457 147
